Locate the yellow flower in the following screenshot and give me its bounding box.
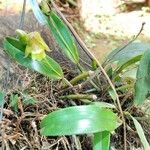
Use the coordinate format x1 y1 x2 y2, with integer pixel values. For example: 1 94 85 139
16 29 50 61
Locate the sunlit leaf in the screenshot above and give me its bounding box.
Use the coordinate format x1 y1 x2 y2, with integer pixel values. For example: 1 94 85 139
131 116 150 150
41 105 120 136
93 131 110 150
134 49 150 104
3 37 63 80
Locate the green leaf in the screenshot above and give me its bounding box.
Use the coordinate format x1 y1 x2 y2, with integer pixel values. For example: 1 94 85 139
23 94 37 106
114 55 141 77
0 91 5 120
121 67 137 80
0 92 5 107
47 11 79 64
131 116 150 150
30 1 79 64
134 49 150 104
105 43 150 64
3 37 63 80
40 105 120 136
93 131 110 150
108 89 117 103
29 0 47 25
10 94 19 112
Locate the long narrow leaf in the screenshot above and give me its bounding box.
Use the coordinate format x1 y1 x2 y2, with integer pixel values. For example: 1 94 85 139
29 0 47 25
47 11 79 64
134 49 150 104
30 0 79 64
131 116 150 150
114 55 141 76
3 37 63 80
0 92 5 120
41 105 120 136
93 131 110 150
105 43 150 64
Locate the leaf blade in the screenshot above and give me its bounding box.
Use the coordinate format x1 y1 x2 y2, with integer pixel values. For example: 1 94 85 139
105 43 150 64
47 11 79 64
134 49 150 104
40 105 120 136
131 116 150 150
93 131 110 150
3 37 63 80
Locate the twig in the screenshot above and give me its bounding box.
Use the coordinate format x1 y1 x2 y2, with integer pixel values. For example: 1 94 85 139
51 1 127 149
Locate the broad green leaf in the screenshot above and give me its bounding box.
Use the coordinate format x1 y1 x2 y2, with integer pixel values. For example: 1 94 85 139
105 43 150 64
41 105 120 136
3 37 63 80
47 11 79 64
29 0 47 25
131 116 150 150
93 131 110 150
134 49 150 104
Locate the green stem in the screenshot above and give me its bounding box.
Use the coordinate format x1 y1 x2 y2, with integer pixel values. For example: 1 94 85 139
70 71 94 85
60 94 97 100
63 77 73 88
116 84 133 91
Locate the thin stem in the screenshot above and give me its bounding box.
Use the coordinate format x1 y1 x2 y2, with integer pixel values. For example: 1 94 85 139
70 71 93 86
19 0 26 29
60 94 97 100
